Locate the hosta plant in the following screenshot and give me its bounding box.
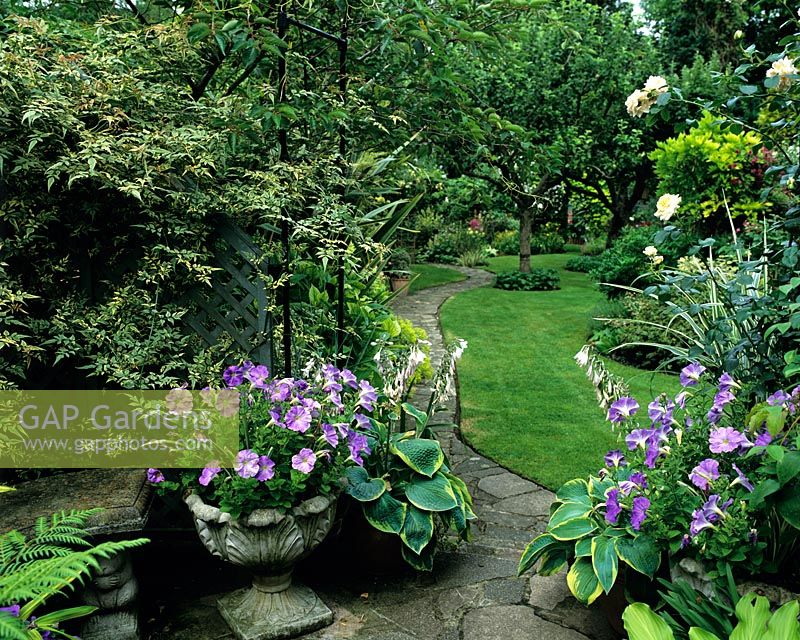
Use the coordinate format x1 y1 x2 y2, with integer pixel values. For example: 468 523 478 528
622 593 800 640
345 338 475 570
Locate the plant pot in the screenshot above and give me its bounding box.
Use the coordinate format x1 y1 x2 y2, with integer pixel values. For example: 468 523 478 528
390 276 411 296
184 492 337 640
343 505 407 576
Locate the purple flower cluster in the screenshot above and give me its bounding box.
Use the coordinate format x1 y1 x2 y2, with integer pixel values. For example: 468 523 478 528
603 476 650 530
689 494 733 537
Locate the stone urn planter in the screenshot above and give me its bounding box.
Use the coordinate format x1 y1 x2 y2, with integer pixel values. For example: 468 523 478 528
184 492 337 640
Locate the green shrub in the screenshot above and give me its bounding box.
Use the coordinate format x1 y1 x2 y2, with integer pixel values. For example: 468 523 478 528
581 237 607 256
564 255 598 273
493 229 519 255
530 229 566 255
421 227 488 264
650 112 778 233
458 248 489 267
494 269 560 291
588 226 697 296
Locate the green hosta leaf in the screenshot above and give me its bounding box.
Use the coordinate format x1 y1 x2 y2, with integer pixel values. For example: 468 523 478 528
402 403 429 431
592 536 619 594
405 473 458 512
749 479 780 509
556 479 591 505
777 491 800 530
589 477 614 502
401 540 435 571
391 439 444 477
400 505 434 554
575 537 592 557
732 593 772 640
364 492 407 534
538 549 567 576
614 535 660 578
549 502 591 528
566 557 603 605
518 533 559 575
622 603 675 640
344 467 386 502
549 517 597 541
778 451 800 485
762 599 800 640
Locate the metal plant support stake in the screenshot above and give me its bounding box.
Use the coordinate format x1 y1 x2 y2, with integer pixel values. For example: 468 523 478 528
277 8 349 376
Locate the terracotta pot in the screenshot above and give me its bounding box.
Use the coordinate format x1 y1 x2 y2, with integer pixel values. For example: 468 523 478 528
185 492 337 640
390 276 411 296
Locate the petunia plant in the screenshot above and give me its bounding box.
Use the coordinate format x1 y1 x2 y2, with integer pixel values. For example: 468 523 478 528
519 361 800 603
150 361 376 519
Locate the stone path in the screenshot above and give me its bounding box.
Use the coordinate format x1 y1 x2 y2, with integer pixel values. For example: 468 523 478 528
149 266 616 640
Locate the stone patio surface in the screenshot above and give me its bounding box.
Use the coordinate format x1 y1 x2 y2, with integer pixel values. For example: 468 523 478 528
149 266 616 640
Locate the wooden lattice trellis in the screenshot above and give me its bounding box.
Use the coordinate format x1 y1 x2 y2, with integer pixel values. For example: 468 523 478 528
186 218 274 368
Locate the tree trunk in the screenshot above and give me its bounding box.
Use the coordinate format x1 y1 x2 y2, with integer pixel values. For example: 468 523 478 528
519 207 532 273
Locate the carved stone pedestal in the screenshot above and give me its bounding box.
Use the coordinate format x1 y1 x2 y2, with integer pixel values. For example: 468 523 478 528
185 492 337 640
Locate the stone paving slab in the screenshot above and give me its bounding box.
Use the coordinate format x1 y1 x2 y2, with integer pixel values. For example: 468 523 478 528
147 265 617 640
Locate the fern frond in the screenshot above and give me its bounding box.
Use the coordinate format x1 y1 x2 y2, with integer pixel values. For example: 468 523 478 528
0 612 27 640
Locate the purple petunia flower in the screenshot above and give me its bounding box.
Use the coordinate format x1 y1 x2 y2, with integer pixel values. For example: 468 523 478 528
245 364 270 389
767 390 791 407
621 470 649 495
706 405 724 425
754 430 773 447
292 448 316 474
608 397 640 423
604 450 626 468
256 456 275 481
235 449 260 479
644 444 661 469
340 369 358 389
347 430 371 466
322 423 339 447
680 363 706 387
680 534 691 549
327 390 344 412
731 463 754 492
358 380 378 412
689 508 715 536
0 605 20 617
285 406 312 433
147 468 165 484
709 427 747 454
223 365 245 388
675 390 689 409
605 488 622 525
625 428 651 450
648 397 675 426
702 494 733 520
199 464 221 486
689 458 720 490
353 413 372 430
271 379 293 402
718 373 737 393
631 496 650 531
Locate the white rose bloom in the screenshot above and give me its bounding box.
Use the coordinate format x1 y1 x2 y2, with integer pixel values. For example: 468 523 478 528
767 57 799 89
655 193 682 221
643 245 659 257
625 89 649 118
652 255 664 266
643 75 668 93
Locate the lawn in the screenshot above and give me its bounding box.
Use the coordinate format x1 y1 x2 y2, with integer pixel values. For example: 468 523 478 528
409 263 466 293
440 253 677 490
